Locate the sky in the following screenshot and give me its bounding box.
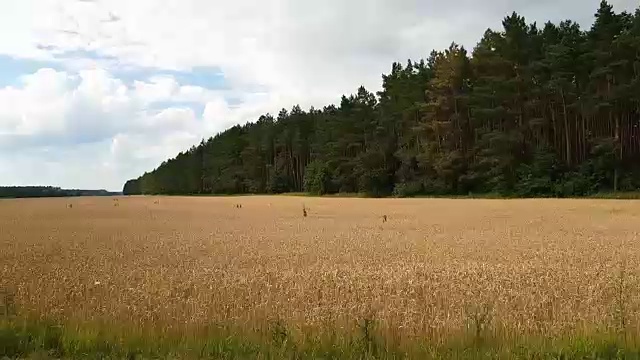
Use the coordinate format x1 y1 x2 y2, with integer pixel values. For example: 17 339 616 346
0 0 637 191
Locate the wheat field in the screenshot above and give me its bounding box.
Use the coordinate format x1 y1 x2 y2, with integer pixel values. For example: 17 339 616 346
1 196 640 356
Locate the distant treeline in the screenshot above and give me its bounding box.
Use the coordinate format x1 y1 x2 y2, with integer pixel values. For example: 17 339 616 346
0 187 120 199
125 2 640 198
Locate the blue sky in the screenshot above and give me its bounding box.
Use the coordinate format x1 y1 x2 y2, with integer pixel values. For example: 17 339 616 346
0 55 63 86
0 0 637 191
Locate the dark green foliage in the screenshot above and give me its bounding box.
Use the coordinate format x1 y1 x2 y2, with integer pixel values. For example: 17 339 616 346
303 160 331 195
515 145 562 197
124 2 640 198
392 181 424 198
123 179 140 195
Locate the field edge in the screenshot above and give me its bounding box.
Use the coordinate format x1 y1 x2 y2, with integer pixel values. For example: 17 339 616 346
2 317 640 359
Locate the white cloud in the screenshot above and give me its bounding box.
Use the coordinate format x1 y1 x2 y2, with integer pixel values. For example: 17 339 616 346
0 67 271 190
3 0 639 95
0 0 637 190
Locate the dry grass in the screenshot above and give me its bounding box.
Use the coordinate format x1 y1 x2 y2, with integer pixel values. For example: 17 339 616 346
1 196 640 354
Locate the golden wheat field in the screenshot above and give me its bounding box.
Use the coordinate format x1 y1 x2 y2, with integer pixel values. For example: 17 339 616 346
1 196 640 342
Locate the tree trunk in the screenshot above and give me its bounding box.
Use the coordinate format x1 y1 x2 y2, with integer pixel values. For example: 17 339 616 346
561 89 571 166
550 103 557 153
614 113 620 193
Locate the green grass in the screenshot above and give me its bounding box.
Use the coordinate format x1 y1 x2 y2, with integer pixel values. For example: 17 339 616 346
3 317 640 359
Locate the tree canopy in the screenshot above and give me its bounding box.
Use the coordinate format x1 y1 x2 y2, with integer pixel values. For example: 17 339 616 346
124 2 640 198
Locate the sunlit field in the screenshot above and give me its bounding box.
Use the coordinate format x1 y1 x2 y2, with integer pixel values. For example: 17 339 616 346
2 196 640 358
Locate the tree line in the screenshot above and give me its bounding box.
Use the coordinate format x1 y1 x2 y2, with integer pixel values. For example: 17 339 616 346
124 2 640 198
0 187 119 199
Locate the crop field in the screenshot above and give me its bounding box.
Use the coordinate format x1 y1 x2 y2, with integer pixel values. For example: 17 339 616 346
2 196 640 358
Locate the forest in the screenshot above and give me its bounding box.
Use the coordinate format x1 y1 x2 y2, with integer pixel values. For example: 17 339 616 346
0 187 119 198
124 2 640 198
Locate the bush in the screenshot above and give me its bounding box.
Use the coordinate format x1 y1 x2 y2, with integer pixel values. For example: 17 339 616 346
304 161 331 195
554 172 593 197
392 181 423 197
514 146 562 197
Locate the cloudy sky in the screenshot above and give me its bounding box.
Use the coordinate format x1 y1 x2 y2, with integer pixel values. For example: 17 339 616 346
0 0 637 191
